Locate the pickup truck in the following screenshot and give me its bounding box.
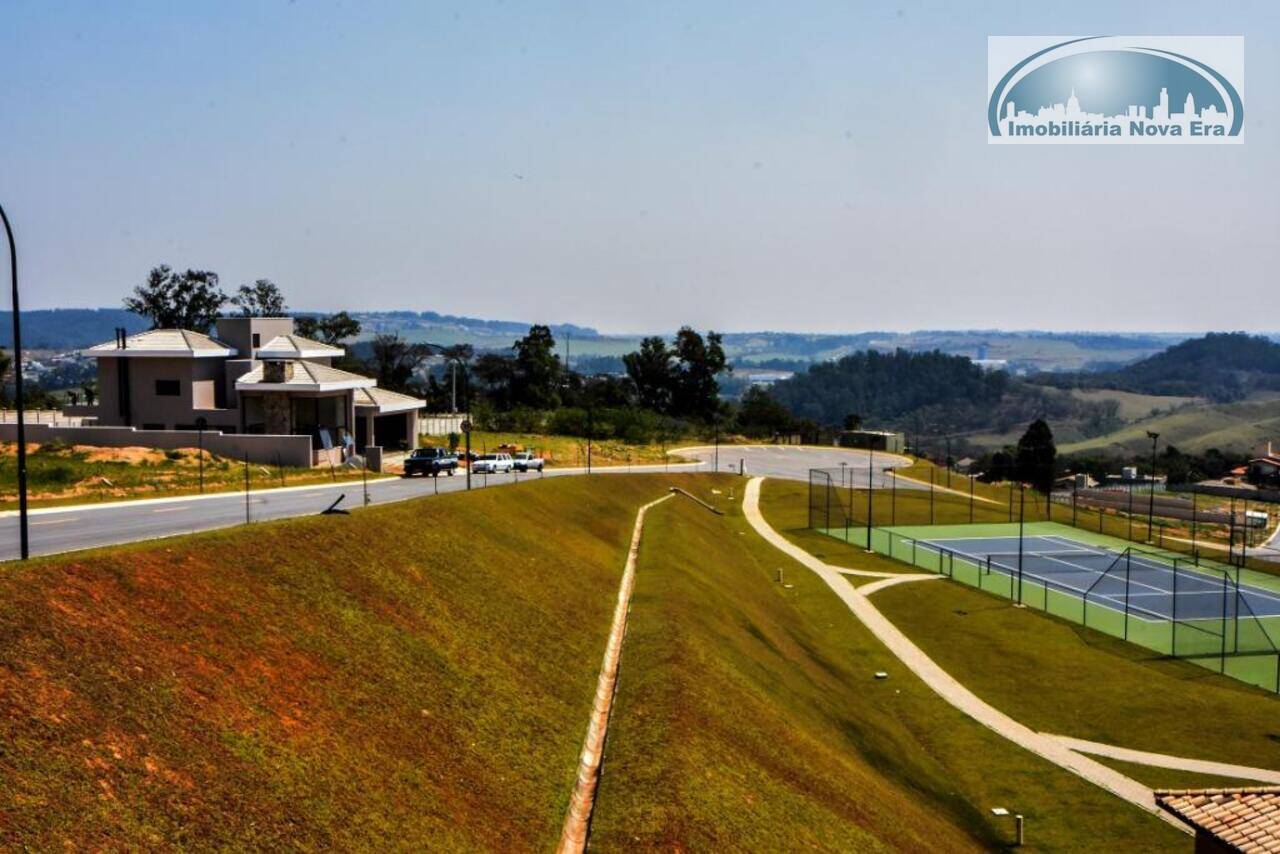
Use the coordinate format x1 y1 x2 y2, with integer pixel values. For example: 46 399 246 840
404 447 459 477
513 452 544 472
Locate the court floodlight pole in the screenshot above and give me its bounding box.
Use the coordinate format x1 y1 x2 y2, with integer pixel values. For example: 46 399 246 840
2 203 28 560
1127 481 1135 542
1017 484 1025 605
1191 489 1198 562
890 466 897 526
865 445 874 552
969 472 974 523
1146 431 1160 543
929 466 935 525
944 435 951 488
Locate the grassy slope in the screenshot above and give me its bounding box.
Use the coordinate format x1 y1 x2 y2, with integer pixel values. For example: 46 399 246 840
1060 394 1280 455
869 568 1280 773
0 473 723 849
1068 388 1199 421
590 483 1183 851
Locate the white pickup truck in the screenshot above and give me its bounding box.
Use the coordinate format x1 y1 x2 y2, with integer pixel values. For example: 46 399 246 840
513 452 545 472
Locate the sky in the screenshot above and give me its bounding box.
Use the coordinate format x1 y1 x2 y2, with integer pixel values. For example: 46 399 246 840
3 1 1278 334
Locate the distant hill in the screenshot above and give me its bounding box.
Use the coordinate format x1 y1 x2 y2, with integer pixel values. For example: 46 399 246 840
0 309 148 350
1040 332 1280 402
771 349 1008 429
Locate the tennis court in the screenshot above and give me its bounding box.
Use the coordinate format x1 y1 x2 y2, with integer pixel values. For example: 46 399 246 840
918 532 1280 621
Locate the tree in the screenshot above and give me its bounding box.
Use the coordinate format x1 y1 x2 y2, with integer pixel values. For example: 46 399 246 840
512 324 563 409
623 336 675 413
842 413 863 431
670 327 728 420
1015 419 1057 493
471 352 518 410
124 265 227 332
366 333 431 394
293 311 361 345
736 387 796 438
81 383 97 406
0 348 10 406
231 279 288 317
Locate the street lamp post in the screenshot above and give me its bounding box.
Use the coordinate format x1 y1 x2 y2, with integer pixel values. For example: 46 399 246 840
1 203 28 560
1146 430 1160 543
195 416 207 493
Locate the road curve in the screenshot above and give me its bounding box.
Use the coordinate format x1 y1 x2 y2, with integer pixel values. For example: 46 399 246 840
0 461 704 562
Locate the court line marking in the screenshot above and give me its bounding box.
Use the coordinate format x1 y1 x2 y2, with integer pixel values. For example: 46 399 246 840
916 541 1280 622
930 533 1280 610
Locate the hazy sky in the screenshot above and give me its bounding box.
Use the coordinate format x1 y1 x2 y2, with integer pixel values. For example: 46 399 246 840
4 1 1278 333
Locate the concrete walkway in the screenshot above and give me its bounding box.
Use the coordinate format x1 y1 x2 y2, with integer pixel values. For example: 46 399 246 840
741 477 1188 832
1047 735 1280 785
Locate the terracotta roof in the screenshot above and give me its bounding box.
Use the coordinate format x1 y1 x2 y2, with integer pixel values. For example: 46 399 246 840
354 386 425 413
255 334 344 359
236 360 375 391
82 329 236 358
1157 787 1280 851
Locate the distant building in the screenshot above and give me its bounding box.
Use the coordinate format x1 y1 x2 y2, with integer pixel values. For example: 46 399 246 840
745 369 795 387
972 358 1008 372
1248 442 1280 487
836 429 905 454
73 315 425 460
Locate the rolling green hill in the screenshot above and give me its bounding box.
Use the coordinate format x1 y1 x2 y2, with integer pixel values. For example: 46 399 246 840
1043 332 1280 402
1059 394 1280 455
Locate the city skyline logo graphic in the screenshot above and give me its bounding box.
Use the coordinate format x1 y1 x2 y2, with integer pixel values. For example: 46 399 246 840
988 37 1244 144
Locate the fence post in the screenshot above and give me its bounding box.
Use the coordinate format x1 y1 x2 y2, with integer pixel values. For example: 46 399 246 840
969 475 974 523
1072 482 1078 528
1170 560 1177 653
1221 571 1229 673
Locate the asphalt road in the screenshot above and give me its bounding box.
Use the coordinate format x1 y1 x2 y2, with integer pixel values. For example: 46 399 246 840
0 461 701 562
0 445 922 562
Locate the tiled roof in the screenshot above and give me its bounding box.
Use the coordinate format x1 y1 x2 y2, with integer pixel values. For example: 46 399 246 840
236 360 376 391
255 334 344 359
82 329 235 358
354 386 425 413
1157 787 1280 851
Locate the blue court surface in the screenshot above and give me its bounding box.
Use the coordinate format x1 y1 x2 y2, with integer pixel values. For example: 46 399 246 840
919 534 1280 621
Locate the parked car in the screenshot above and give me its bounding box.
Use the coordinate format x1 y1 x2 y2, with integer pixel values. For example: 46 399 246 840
404 447 459 477
513 451 544 472
471 453 514 474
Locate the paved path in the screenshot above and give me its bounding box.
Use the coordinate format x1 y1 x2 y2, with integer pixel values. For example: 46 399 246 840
0 461 704 561
672 444 916 488
1048 735 1280 785
740 476 1188 831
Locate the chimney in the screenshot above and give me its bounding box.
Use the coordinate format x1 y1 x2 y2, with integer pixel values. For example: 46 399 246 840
263 360 294 383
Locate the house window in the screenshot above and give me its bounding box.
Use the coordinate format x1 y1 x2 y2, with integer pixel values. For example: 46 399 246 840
155 379 181 396
252 333 261 348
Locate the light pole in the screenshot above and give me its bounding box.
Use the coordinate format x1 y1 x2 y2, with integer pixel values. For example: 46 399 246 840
195 416 207 493
713 416 720 472
1146 430 1160 543
1 203 28 560
865 444 875 551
